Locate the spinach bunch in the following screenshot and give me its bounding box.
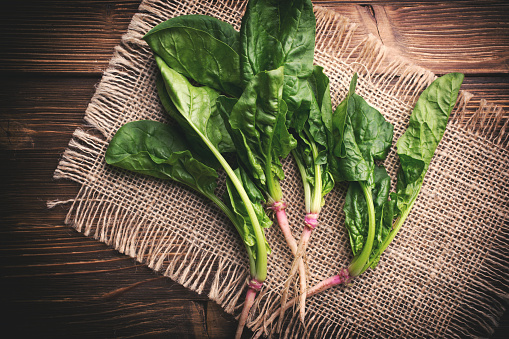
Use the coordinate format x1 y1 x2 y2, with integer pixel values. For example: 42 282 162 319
106 0 464 334
218 0 325 325
137 1 324 335
278 65 335 325
261 72 464 334
357 72 465 273
135 13 275 339
330 73 394 277
328 72 463 284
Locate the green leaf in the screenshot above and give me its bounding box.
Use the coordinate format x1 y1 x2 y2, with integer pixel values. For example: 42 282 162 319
239 0 315 86
155 55 235 154
105 120 218 197
395 72 464 214
221 66 296 198
240 0 316 123
343 182 368 256
331 74 393 186
144 15 242 97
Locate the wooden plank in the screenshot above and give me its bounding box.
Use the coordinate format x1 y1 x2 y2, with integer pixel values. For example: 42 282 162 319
0 76 97 151
0 0 141 74
0 1 508 74
317 2 509 74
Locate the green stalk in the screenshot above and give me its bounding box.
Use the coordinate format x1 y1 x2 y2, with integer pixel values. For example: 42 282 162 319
265 151 283 204
292 150 311 213
348 181 376 277
304 130 322 214
360 189 420 275
195 129 267 281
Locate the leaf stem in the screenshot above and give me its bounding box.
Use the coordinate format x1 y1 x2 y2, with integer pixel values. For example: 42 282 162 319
348 181 375 277
292 150 311 213
360 190 419 275
265 153 283 203
197 130 267 281
305 130 322 215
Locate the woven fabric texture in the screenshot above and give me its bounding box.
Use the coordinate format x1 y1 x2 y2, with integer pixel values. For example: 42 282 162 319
51 1 509 338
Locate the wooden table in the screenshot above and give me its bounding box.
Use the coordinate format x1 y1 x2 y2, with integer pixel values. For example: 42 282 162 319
1 1 508 338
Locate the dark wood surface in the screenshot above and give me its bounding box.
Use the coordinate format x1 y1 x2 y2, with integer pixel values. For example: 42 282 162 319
1 1 508 338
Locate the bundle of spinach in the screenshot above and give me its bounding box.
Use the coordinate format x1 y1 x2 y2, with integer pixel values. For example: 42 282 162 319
277 65 335 327
331 73 394 279
138 14 273 339
105 0 464 334
221 0 332 324
258 72 464 334
276 71 393 329
332 72 464 282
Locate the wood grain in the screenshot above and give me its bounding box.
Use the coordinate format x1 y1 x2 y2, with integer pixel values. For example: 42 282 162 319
1 1 508 338
1 1 507 74
318 2 509 74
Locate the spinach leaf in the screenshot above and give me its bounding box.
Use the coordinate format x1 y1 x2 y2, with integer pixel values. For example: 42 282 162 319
144 15 242 97
331 73 394 277
105 119 271 282
105 120 218 198
394 72 465 216
331 74 393 185
155 55 235 154
239 0 315 85
240 0 316 126
220 66 297 201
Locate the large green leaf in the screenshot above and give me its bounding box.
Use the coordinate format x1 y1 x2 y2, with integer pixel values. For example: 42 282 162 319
155 55 235 154
394 72 464 215
240 0 315 85
221 66 296 194
105 120 218 197
331 74 393 186
240 0 316 123
144 15 242 97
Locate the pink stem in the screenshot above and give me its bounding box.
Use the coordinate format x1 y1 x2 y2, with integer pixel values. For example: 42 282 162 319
307 269 351 296
235 279 263 339
270 201 310 328
271 201 299 254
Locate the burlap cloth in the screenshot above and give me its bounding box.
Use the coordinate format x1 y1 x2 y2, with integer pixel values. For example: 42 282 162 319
50 0 509 337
